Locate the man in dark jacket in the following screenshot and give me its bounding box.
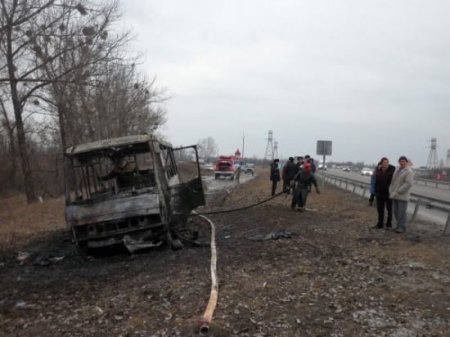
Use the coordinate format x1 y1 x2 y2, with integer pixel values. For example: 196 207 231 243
374 157 396 229
282 157 299 193
291 162 320 211
270 159 280 196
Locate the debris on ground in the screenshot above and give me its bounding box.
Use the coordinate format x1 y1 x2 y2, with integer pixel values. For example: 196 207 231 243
246 228 298 241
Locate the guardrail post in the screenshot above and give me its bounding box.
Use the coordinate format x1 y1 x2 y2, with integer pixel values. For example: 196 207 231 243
444 213 450 235
361 188 366 199
352 185 357 193
411 198 422 222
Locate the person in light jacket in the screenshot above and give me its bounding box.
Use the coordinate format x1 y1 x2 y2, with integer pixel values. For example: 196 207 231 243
389 156 414 233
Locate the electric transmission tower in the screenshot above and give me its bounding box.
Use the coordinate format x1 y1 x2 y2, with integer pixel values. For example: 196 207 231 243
446 149 450 168
426 137 438 169
264 130 274 162
273 141 279 159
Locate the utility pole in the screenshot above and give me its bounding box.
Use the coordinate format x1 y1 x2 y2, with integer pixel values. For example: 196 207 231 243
242 132 245 163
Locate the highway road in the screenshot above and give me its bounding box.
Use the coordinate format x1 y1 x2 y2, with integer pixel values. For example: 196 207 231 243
323 168 450 204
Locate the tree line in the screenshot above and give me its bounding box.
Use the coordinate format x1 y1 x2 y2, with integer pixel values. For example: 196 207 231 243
0 0 166 202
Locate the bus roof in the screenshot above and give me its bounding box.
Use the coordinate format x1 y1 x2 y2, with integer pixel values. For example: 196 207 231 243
65 134 168 156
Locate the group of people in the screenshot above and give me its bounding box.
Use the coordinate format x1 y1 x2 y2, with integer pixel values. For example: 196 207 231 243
270 155 320 212
369 156 414 233
269 154 415 232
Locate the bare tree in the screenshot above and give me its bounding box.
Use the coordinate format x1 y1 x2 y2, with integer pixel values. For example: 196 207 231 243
0 0 53 201
0 1 167 201
37 0 125 147
88 63 167 141
198 137 219 162
0 91 17 187
0 0 87 201
37 1 167 147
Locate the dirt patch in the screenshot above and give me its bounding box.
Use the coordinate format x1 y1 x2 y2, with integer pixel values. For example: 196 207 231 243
1 170 449 336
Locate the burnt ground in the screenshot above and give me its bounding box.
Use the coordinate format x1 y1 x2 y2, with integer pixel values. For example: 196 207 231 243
0 168 449 337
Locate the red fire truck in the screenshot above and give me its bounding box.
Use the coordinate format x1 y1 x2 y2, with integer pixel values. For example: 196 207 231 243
214 155 238 180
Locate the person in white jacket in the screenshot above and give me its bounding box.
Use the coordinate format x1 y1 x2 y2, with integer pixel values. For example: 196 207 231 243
389 156 414 233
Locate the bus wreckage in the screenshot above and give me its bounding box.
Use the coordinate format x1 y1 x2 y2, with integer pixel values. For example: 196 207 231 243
64 134 205 253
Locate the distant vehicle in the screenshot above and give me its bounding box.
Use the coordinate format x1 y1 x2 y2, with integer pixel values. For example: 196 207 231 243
214 155 237 180
202 163 214 171
361 167 373 176
318 164 327 170
342 167 351 172
243 163 255 175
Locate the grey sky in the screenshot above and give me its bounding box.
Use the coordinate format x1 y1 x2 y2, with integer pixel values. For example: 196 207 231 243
121 0 450 166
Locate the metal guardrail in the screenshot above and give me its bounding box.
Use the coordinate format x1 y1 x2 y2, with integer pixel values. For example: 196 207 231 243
415 177 450 190
317 172 450 235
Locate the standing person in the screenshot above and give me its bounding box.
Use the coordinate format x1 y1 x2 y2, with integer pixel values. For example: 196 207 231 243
304 155 316 174
282 157 298 193
235 165 241 184
369 172 376 206
291 162 320 211
389 156 414 233
369 160 383 206
373 157 396 229
270 159 281 196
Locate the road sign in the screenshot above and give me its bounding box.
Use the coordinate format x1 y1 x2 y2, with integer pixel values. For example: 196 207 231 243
316 140 332 191
317 140 332 156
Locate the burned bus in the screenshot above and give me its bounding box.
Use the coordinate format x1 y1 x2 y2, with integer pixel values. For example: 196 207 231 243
64 134 205 253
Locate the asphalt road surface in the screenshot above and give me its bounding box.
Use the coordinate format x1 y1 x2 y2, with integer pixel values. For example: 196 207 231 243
325 168 450 203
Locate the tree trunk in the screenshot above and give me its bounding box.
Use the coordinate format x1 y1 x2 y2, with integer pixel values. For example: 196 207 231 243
6 125 17 185
6 26 37 203
0 100 17 185
11 97 36 202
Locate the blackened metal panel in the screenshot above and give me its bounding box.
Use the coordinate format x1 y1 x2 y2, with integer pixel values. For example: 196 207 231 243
171 178 206 215
66 193 160 225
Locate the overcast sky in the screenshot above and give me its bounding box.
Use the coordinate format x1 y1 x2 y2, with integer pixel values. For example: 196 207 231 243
121 0 450 166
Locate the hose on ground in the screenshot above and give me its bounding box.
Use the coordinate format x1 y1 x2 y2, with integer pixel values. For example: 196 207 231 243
195 212 218 336
176 190 286 217
192 191 286 334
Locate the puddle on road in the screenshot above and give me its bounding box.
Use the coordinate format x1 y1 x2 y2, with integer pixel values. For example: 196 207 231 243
202 173 256 193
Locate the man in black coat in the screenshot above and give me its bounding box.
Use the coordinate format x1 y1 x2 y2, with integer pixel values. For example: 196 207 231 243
374 157 396 229
282 157 299 193
291 162 320 210
270 159 280 196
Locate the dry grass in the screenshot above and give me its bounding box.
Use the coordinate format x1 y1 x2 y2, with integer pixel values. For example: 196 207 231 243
1 169 450 336
0 194 65 250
